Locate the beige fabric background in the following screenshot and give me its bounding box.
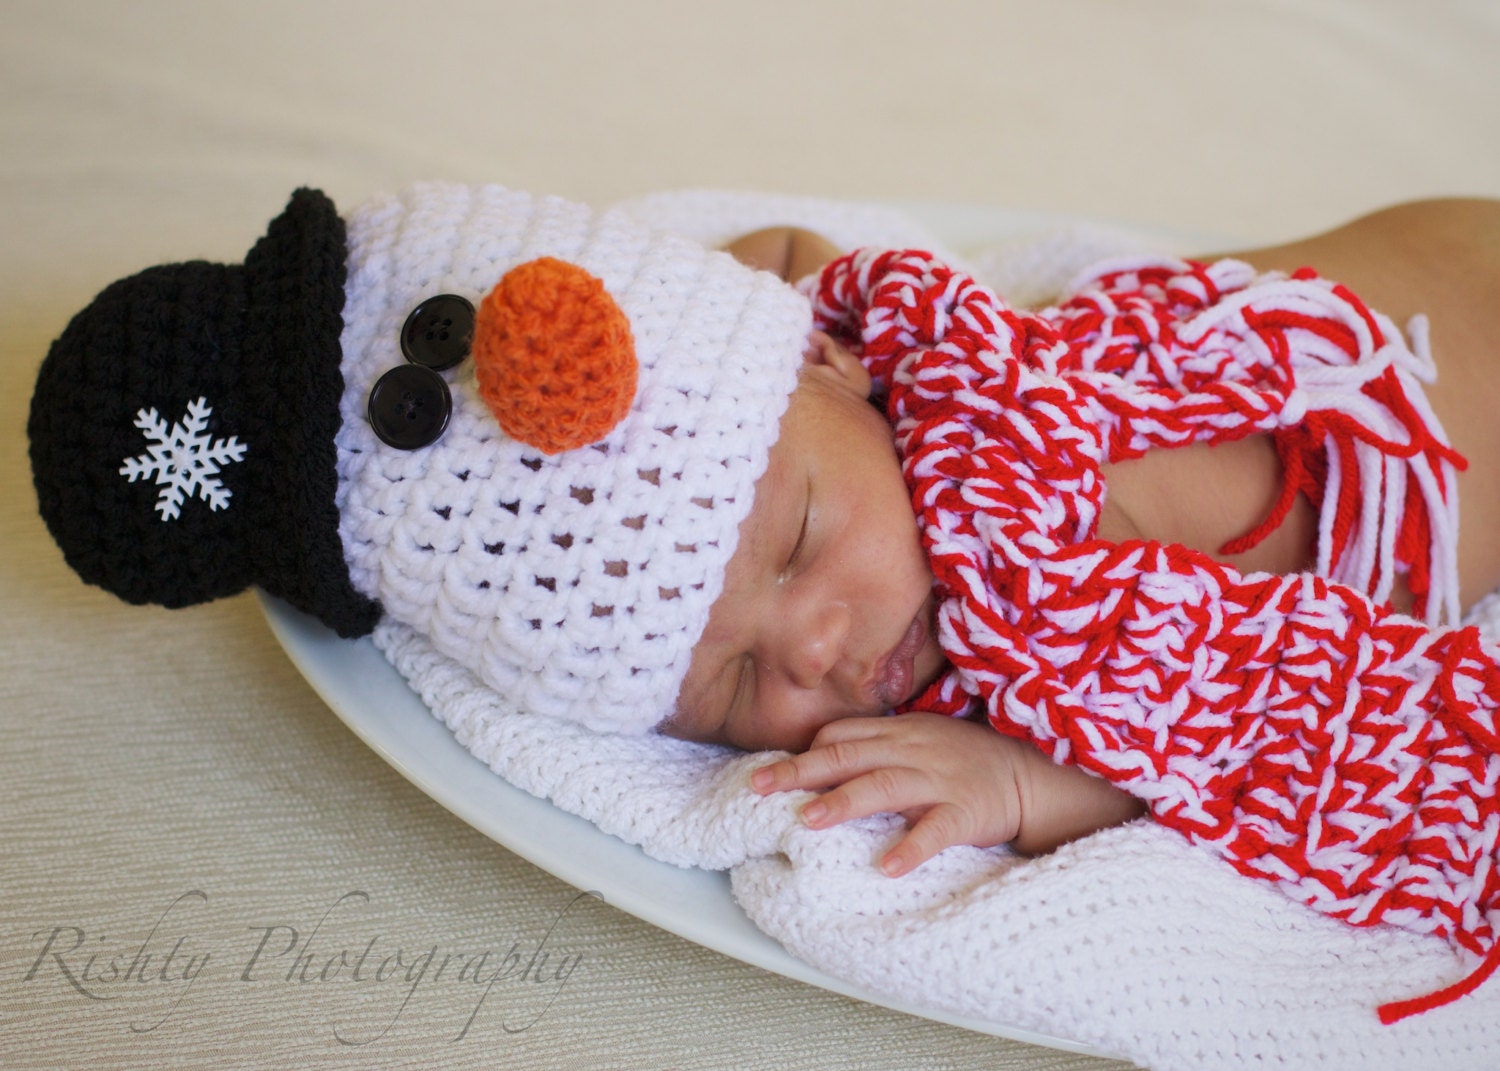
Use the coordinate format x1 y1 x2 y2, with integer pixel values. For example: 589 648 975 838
3 2 1497 1068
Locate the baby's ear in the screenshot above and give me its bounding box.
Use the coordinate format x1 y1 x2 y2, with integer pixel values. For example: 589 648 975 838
802 331 873 399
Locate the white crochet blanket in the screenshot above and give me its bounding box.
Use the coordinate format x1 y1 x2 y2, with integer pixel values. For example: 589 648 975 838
371 192 1500 1071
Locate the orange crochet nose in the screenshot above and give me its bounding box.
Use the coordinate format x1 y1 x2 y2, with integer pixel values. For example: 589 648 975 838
472 257 638 455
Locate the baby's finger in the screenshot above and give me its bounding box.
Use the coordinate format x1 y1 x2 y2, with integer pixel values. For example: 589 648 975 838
748 749 851 794
799 765 928 830
749 733 897 794
877 804 973 877
807 714 905 746
749 756 803 794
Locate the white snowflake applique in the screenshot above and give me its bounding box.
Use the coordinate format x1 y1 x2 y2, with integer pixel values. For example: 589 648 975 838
119 397 247 521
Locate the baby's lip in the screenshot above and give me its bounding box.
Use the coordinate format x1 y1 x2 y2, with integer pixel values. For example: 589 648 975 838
871 614 926 710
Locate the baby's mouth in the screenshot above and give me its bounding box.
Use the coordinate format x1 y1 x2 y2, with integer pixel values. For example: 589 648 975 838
872 614 926 710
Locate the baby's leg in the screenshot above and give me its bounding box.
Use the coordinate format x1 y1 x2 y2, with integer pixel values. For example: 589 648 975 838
1224 199 1500 613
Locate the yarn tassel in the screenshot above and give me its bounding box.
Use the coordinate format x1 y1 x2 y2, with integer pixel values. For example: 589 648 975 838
1378 940 1500 1024
1192 280 1465 626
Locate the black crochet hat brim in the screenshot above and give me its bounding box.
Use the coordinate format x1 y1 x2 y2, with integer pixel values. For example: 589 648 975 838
242 188 381 636
29 189 381 638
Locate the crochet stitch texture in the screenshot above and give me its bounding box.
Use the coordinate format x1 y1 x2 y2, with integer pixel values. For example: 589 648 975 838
474 256 639 454
808 248 1497 1019
28 189 381 637
333 184 810 734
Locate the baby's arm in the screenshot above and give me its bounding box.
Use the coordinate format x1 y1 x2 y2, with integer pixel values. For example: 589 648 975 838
750 713 1146 876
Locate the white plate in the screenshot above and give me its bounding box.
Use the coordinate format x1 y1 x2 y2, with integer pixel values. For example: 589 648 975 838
260 204 1216 1060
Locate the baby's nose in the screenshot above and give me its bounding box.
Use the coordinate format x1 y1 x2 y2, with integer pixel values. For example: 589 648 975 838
779 599 853 691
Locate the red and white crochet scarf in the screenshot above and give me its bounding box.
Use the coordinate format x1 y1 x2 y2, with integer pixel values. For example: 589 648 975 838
807 248 1498 1023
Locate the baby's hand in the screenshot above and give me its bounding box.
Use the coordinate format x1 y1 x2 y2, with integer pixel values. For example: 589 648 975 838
749 713 1029 877
750 713 1147 876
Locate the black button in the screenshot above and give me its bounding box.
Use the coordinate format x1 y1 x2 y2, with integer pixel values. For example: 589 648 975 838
400 294 474 371
367 364 452 449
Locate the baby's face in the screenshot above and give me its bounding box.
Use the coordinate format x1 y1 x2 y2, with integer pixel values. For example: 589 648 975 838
664 334 947 752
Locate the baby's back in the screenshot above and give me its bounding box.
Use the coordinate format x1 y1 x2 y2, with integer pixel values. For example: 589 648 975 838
1100 199 1500 615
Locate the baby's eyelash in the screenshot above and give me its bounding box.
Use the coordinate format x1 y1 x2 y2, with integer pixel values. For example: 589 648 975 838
784 476 812 573
725 656 753 726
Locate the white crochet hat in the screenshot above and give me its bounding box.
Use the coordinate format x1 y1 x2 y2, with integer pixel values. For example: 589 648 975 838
334 183 809 734
30 182 810 736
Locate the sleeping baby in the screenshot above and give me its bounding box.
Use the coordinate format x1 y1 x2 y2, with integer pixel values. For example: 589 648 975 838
673 207 1500 884
28 184 1500 1022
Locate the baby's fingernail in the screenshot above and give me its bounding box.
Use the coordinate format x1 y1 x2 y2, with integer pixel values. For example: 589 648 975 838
879 853 907 877
802 801 827 826
750 768 773 792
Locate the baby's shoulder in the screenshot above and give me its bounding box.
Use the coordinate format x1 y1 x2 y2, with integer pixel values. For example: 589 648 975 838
1221 198 1500 320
